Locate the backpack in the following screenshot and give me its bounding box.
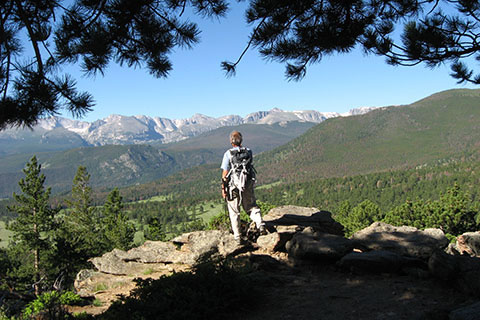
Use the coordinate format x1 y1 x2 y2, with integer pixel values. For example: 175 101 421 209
226 147 256 199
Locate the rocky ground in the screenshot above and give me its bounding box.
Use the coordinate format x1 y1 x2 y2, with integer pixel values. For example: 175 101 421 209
71 206 480 319
244 256 472 320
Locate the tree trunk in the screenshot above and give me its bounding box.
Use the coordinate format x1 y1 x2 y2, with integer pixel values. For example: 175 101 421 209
33 207 39 296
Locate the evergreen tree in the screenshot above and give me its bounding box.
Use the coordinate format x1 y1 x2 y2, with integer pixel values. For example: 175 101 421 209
54 166 106 285
103 188 135 251
1 0 228 129
383 184 479 236
144 217 166 242
425 184 479 236
65 166 104 255
225 1 480 83
7 156 58 295
338 200 382 237
383 199 427 230
332 200 352 227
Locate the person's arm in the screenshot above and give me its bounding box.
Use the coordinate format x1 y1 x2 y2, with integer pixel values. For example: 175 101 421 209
221 169 228 199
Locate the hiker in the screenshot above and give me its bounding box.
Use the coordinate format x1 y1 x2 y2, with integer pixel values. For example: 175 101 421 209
221 131 266 243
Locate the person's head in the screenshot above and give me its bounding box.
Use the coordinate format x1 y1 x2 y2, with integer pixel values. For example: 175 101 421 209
230 131 243 146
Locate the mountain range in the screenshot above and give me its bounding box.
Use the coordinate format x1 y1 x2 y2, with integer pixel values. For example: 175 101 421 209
115 88 480 204
4 88 479 202
0 107 376 156
0 122 315 198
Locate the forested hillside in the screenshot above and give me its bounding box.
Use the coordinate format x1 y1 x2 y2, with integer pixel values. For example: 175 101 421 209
99 89 480 207
255 89 480 184
0 122 314 198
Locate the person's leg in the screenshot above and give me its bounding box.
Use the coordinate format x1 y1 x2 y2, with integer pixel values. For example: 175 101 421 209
242 182 264 229
227 197 242 240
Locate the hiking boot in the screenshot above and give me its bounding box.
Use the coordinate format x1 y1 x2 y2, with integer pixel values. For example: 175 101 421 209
235 237 245 245
259 225 267 236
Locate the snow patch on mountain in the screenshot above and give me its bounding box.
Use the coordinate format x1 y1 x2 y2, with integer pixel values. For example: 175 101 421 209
0 107 376 147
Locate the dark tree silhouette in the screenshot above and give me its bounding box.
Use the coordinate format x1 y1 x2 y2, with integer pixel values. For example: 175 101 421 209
0 0 228 129
3 0 480 129
223 0 480 83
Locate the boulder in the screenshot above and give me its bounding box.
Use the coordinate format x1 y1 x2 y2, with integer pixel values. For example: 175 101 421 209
78 230 248 299
352 222 449 259
286 229 354 261
429 250 480 296
455 232 480 257
90 249 158 275
446 242 462 255
263 205 344 236
257 233 282 252
171 230 224 265
337 250 425 274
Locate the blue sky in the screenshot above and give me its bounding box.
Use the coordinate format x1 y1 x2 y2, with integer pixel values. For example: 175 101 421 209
63 2 477 123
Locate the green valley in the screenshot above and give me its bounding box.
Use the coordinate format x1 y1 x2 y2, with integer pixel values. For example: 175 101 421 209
0 122 314 198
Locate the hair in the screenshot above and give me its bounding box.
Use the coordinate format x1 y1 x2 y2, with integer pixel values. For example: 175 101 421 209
230 131 243 146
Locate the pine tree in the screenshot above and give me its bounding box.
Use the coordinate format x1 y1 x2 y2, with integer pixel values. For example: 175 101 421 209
425 184 479 236
144 217 166 242
54 166 105 284
65 166 104 255
339 200 382 237
1 0 228 129
7 156 58 295
103 188 135 251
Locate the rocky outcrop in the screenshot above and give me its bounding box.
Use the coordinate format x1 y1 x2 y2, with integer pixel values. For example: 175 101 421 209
74 206 480 314
351 222 449 259
428 250 480 295
75 230 245 299
448 231 480 257
286 228 354 261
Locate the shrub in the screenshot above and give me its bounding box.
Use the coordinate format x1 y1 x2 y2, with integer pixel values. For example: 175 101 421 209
23 290 82 319
335 200 383 237
384 184 479 236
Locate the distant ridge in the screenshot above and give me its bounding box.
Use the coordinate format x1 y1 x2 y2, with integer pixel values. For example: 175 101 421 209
0 107 376 155
0 122 315 197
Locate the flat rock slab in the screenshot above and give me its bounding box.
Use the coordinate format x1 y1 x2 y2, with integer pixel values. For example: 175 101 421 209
74 263 189 298
352 222 448 259
263 205 344 236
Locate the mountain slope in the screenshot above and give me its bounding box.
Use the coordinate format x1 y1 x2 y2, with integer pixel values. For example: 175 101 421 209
0 145 177 197
255 88 480 184
120 88 480 203
0 122 315 197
